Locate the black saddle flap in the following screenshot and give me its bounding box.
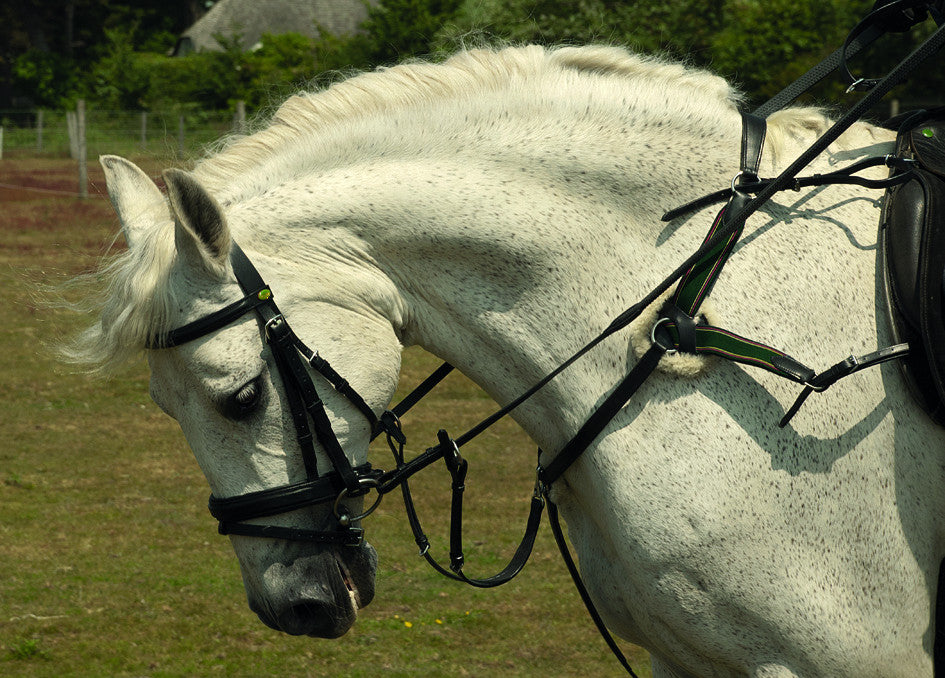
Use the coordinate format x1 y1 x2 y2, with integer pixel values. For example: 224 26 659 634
882 108 945 424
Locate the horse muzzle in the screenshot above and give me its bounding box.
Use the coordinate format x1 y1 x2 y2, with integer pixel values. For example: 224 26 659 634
248 544 377 638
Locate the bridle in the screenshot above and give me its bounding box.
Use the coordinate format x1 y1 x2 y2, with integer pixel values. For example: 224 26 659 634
152 244 387 546
148 3 945 674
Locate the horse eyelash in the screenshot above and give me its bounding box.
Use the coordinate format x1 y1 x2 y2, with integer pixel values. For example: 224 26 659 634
224 377 264 420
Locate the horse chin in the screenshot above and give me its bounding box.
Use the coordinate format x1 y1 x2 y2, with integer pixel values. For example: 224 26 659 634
249 542 377 639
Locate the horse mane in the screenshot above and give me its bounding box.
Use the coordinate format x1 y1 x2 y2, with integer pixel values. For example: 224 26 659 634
192 45 744 197
66 45 858 372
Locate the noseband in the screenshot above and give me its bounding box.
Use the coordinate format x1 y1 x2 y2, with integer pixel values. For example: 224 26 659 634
151 244 385 546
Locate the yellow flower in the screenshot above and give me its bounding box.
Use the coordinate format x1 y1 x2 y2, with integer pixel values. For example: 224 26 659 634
404 621 413 628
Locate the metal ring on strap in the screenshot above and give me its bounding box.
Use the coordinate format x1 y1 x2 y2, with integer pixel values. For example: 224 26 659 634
333 477 383 525
650 317 678 355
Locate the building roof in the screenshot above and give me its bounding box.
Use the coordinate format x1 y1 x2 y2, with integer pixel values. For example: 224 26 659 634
174 0 379 55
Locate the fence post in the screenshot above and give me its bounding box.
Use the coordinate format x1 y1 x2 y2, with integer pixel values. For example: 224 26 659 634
0 126 4 160
140 111 147 151
235 100 246 134
77 100 88 199
36 109 44 152
889 98 900 119
66 111 78 159
177 114 185 159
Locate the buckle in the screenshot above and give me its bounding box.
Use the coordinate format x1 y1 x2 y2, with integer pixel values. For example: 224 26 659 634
333 477 383 524
341 526 365 547
264 314 288 341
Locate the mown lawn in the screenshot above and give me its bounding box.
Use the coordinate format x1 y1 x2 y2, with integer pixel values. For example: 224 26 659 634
0 155 651 677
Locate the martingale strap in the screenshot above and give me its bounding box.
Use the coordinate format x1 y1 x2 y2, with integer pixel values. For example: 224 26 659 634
652 112 821 388
672 112 765 317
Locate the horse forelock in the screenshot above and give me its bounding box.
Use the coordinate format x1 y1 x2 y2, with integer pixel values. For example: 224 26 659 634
62 222 179 373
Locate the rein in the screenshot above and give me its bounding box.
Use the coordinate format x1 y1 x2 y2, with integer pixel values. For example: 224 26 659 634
150 2 944 674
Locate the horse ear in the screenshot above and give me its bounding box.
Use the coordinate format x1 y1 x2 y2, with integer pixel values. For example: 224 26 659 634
99 155 168 248
162 168 231 275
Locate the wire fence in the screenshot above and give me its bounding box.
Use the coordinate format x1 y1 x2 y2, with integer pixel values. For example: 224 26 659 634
0 104 248 162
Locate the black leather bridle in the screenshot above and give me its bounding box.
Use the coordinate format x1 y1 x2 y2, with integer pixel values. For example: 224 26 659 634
151 244 387 546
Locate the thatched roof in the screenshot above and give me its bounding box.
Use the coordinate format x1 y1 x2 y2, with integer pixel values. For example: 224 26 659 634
173 0 379 55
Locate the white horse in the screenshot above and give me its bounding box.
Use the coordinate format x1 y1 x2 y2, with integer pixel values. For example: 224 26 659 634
67 45 945 677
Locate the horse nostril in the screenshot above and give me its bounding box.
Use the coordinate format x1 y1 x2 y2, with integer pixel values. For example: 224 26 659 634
252 550 372 638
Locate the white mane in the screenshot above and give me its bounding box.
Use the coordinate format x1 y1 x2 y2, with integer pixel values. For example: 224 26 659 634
192 45 745 200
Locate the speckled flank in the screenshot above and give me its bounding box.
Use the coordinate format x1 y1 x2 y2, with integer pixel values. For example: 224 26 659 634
86 46 945 676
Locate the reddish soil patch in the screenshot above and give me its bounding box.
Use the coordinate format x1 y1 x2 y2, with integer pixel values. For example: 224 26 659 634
0 156 133 270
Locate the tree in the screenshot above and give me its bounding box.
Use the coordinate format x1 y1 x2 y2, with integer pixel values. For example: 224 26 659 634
1 0 202 108
361 0 464 64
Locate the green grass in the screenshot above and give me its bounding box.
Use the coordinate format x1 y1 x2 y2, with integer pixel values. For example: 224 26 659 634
0 158 652 677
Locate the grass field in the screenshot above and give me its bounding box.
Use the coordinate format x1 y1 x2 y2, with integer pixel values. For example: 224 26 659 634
0 155 652 677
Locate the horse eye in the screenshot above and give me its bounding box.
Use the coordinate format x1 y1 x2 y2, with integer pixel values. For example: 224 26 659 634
224 378 263 420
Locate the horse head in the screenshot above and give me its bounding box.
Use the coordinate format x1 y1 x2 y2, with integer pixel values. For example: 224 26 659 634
99 155 403 637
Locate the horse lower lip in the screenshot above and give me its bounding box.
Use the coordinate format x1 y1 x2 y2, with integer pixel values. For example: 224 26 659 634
336 558 359 609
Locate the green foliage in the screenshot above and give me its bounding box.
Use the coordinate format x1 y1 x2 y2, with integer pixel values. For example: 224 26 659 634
708 0 860 100
241 33 320 108
88 27 152 109
9 0 943 115
71 0 469 113
439 0 722 54
440 0 939 106
12 49 77 108
360 0 464 63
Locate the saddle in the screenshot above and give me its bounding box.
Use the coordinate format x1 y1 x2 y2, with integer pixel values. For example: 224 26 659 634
882 107 945 425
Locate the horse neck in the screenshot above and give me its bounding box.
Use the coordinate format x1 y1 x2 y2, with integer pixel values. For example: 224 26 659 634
227 77 748 450
347 108 744 450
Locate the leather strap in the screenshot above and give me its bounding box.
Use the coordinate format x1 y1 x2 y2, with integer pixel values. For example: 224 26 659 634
218 521 365 545
654 317 815 384
662 155 917 222
841 0 941 91
381 427 546 588
740 112 767 180
538 344 666 487
208 468 378 523
753 24 885 118
149 288 272 348
546 498 640 678
779 343 911 426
